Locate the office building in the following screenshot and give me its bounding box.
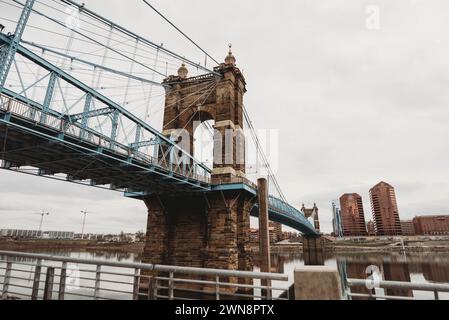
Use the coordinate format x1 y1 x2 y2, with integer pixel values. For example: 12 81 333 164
369 181 402 236
340 193 368 236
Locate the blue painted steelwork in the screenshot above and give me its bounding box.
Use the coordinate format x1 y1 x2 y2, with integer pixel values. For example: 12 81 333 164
0 33 210 176
40 72 57 123
0 107 210 190
134 125 141 145
130 137 163 149
110 110 119 143
70 106 115 122
0 0 35 88
80 94 92 129
212 183 257 195
1 86 59 119
251 195 318 235
200 190 319 234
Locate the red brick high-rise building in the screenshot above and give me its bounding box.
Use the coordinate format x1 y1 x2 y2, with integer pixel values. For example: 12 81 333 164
339 193 367 236
369 181 402 236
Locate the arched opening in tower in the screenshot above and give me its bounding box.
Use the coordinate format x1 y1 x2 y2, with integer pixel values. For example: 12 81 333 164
193 119 215 170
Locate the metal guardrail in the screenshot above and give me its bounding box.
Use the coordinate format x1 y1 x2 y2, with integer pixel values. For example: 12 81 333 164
0 251 289 300
0 92 211 186
346 278 449 300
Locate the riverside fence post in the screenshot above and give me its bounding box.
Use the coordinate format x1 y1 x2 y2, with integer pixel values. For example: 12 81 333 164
258 178 272 299
294 266 342 300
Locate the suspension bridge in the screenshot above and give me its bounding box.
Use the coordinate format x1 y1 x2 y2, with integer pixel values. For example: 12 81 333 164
0 0 319 274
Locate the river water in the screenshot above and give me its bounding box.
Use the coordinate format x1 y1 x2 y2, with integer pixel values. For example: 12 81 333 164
1 249 449 300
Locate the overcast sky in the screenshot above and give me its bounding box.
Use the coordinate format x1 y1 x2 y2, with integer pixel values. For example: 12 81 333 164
1 0 449 234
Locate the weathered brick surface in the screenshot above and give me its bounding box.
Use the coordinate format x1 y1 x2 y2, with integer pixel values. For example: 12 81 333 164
141 192 255 295
142 196 168 264
162 61 246 173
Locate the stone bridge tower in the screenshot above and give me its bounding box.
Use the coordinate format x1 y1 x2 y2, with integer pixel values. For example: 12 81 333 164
160 45 246 181
141 47 255 278
302 203 320 232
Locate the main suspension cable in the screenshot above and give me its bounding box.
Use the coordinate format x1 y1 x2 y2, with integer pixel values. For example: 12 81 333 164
141 0 220 66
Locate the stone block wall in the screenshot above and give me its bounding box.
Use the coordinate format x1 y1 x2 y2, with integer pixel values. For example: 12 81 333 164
140 191 255 297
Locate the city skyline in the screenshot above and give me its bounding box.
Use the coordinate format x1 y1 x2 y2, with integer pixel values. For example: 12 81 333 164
334 181 405 236
0 177 444 235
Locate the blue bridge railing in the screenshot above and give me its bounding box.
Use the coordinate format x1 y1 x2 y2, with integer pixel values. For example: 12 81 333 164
251 195 318 236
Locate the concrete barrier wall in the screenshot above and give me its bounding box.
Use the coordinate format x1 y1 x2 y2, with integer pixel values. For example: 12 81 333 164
294 266 342 300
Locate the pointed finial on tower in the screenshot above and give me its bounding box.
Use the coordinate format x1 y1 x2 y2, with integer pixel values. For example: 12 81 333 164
177 61 188 79
225 43 236 66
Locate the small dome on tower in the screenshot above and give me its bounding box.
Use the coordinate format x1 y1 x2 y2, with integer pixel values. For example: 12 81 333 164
225 44 236 66
177 62 188 79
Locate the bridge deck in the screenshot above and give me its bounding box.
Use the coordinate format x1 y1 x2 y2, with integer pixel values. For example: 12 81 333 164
0 93 209 193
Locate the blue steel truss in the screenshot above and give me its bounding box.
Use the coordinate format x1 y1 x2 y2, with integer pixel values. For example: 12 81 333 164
0 34 212 193
252 195 317 235
0 0 35 87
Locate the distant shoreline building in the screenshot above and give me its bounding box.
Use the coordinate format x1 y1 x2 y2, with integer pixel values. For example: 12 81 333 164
0 229 42 239
332 200 343 238
400 220 416 236
0 229 74 239
249 225 298 244
269 221 283 243
339 193 368 236
366 220 376 236
45 231 75 239
332 180 449 237
369 181 402 236
413 215 449 236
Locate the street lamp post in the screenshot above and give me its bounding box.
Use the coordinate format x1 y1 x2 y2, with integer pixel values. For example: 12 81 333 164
37 211 49 238
80 210 88 240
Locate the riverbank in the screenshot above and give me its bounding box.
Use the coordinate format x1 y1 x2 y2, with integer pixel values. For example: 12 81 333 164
0 239 302 255
253 239 449 254
327 238 449 253
0 239 144 253
2 238 449 255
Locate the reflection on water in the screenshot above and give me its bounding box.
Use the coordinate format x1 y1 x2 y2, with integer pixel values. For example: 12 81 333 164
2 249 449 300
334 252 449 299
255 251 449 300
341 258 414 298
